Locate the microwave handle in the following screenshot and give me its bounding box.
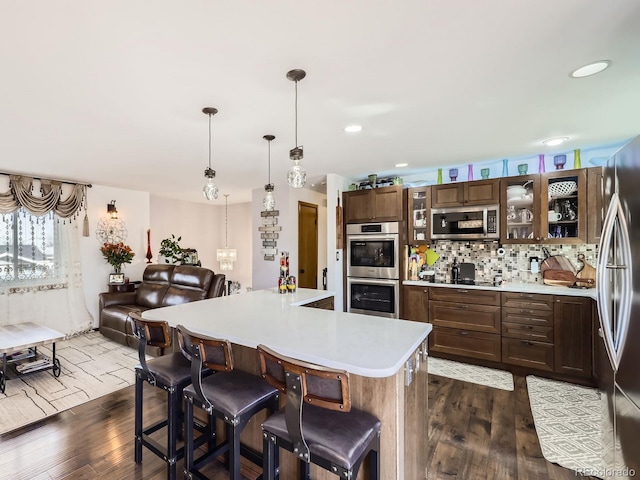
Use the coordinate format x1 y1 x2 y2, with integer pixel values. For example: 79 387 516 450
483 208 488 236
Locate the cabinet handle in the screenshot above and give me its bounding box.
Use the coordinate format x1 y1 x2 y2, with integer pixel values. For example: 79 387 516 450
520 309 533 314
423 289 428 293
519 294 533 298
459 331 470 335
521 340 534 346
525 325 533 330
457 305 468 309
457 289 469 293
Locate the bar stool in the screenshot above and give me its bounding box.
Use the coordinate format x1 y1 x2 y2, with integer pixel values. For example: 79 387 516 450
130 312 211 480
257 344 381 480
178 325 280 480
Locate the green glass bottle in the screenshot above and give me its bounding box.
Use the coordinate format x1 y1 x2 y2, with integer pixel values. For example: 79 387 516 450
573 149 581 169
437 168 443 184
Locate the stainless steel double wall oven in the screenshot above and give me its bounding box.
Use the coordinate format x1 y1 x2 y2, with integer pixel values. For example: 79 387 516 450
346 222 400 318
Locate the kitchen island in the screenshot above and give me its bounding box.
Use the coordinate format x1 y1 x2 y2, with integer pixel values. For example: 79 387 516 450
143 288 432 479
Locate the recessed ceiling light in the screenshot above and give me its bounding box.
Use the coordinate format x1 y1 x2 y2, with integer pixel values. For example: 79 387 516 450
395 163 408 168
570 61 611 78
344 125 362 133
543 137 569 147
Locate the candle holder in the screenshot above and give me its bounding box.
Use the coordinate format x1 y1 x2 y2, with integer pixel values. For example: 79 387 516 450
449 168 458 182
554 154 567 170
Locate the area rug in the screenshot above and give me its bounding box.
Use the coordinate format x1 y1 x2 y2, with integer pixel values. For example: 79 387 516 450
428 357 514 391
526 375 603 478
0 330 141 435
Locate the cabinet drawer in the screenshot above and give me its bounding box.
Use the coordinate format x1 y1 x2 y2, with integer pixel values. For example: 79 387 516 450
502 321 554 343
501 292 553 311
502 307 554 327
429 327 501 362
502 338 554 372
429 288 500 306
429 301 501 334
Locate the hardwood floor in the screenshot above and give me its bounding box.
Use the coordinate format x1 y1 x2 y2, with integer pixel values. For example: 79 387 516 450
0 374 598 479
427 374 598 479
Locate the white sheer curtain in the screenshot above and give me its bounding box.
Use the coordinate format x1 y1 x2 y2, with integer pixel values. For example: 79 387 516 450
0 220 93 336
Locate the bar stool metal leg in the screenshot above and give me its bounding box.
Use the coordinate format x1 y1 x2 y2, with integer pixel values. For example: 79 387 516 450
134 375 143 464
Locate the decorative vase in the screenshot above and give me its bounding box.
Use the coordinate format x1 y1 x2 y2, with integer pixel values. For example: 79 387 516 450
113 265 122 274
554 155 567 170
573 149 581 169
480 168 490 179
502 159 508 177
538 154 546 173
437 168 443 185
467 164 474 181
145 229 153 263
449 168 458 182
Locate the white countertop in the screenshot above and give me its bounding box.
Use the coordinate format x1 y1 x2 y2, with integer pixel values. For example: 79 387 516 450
402 280 597 299
142 288 432 378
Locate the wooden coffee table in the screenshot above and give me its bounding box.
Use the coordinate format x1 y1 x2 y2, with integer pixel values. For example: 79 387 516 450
0 322 65 393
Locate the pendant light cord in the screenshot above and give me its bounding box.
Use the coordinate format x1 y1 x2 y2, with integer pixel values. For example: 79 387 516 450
224 194 229 248
294 80 298 148
268 139 271 184
208 114 212 169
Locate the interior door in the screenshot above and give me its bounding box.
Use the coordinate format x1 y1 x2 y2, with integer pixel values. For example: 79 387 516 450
298 201 318 289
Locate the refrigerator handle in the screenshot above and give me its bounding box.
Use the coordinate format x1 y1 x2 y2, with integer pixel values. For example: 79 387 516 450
613 196 633 367
597 193 619 371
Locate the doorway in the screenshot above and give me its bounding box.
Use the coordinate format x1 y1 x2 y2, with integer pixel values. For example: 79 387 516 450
298 201 318 289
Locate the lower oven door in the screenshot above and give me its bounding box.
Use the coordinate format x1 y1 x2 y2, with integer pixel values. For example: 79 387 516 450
347 277 399 319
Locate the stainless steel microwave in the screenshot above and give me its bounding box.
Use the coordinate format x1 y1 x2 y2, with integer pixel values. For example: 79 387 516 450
431 205 500 240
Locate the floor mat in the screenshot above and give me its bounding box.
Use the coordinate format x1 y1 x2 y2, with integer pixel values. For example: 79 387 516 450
0 330 141 434
428 357 514 391
526 375 603 478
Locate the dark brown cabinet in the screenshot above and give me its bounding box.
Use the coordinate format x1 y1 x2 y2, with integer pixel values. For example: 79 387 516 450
587 166 604 244
407 187 430 244
402 285 428 322
431 179 500 208
303 296 335 310
554 296 592 378
428 287 501 362
540 169 587 244
343 185 404 223
501 174 542 244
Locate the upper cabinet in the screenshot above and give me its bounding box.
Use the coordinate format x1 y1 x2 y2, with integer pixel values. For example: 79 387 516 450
343 185 404 223
540 169 587 244
431 179 500 208
586 167 604 244
408 187 431 244
501 174 542 244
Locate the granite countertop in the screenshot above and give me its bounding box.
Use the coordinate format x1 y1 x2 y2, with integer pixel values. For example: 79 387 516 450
402 280 597 299
143 288 432 378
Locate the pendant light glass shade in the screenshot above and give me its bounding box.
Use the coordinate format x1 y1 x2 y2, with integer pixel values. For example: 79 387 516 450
262 135 276 211
202 107 219 200
216 194 236 271
286 69 307 189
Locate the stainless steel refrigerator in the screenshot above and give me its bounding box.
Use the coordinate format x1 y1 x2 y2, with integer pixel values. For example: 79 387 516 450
597 135 640 478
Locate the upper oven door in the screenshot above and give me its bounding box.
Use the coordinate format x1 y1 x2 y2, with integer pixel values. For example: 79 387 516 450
347 233 399 279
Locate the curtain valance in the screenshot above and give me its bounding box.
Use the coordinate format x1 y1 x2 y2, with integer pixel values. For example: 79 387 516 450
0 175 87 218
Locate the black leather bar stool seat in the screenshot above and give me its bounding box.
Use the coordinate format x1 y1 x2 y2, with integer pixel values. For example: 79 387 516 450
258 344 381 480
131 312 211 480
179 325 280 480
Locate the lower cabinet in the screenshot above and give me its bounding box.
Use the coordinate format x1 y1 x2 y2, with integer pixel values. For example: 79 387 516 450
302 296 335 310
421 286 594 383
402 285 429 322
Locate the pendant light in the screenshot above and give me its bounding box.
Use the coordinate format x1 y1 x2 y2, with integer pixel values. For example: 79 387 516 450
262 134 276 211
286 69 307 189
216 194 237 270
202 107 219 201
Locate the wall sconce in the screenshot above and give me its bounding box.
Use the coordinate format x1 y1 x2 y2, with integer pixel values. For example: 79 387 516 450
96 200 127 243
107 200 118 219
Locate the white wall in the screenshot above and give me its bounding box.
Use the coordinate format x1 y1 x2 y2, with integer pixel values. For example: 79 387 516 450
251 185 327 291
80 185 150 326
325 174 352 311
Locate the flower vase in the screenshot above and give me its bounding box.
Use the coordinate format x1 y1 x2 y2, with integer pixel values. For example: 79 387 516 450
113 265 122 274
573 149 581 169
538 154 546 173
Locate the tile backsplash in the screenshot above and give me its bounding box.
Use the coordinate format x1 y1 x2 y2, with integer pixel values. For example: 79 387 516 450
414 241 598 284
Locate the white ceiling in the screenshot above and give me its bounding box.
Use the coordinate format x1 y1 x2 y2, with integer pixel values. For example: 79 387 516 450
1 1 639 204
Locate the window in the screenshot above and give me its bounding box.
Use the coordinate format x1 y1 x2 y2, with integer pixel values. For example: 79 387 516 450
0 211 62 285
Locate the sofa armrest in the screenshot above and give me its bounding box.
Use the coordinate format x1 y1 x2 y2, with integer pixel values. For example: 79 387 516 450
99 291 138 309
208 273 226 298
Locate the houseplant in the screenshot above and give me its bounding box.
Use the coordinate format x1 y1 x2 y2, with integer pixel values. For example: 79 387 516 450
100 242 135 273
159 234 183 264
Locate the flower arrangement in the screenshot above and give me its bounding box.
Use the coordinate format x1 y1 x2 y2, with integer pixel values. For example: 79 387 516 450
100 242 135 272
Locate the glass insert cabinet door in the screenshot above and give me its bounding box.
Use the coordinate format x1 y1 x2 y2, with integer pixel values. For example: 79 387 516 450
501 174 540 244
408 187 430 244
540 169 587 244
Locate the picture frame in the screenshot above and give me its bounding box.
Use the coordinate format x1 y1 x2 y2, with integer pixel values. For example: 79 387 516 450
182 248 199 266
109 273 125 284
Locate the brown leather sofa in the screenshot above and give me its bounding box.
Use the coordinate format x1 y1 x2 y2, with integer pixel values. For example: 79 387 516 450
99 264 225 353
